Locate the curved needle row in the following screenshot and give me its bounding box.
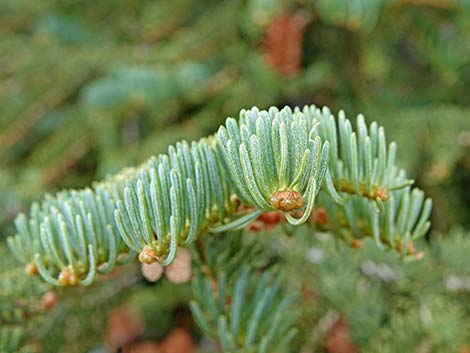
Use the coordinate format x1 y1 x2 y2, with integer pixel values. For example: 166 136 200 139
318 179 432 257
7 185 129 286
114 139 233 265
301 105 412 206
216 106 329 225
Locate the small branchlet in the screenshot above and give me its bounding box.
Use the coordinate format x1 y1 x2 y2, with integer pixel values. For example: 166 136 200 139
25 262 38 276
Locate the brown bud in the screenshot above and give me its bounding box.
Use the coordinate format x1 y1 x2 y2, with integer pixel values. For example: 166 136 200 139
25 262 38 276
41 291 58 310
374 187 389 201
312 208 329 225
351 239 362 250
58 269 69 286
139 246 158 264
58 267 78 286
270 190 304 212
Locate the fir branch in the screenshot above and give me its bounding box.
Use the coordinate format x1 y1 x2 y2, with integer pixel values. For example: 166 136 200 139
7 104 433 287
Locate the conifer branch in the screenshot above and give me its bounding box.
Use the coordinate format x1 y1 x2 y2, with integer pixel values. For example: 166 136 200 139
7 104 433 286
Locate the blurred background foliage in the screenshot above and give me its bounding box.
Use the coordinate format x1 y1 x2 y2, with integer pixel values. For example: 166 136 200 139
0 0 469 352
